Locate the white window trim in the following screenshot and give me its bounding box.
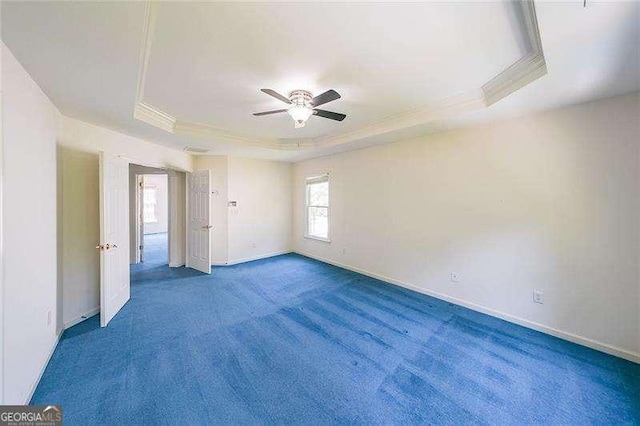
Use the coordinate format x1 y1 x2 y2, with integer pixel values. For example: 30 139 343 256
304 174 331 243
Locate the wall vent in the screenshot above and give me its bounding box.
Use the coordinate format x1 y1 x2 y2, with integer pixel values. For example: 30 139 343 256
183 146 209 154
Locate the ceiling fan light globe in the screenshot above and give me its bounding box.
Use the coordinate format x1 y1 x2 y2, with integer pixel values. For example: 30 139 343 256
288 105 313 124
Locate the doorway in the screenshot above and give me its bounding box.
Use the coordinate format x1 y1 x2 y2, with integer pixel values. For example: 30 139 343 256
129 164 172 268
98 157 193 327
140 174 168 265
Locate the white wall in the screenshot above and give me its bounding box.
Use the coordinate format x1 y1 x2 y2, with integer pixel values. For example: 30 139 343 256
228 157 292 263
293 92 640 361
58 117 192 328
2 44 60 404
167 170 186 267
194 156 292 265
142 174 168 235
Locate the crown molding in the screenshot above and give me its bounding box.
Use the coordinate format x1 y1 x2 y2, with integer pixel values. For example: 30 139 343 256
482 52 547 107
174 120 275 146
315 90 485 148
481 1 547 106
132 3 176 133
272 138 317 150
135 2 156 106
175 121 320 151
133 0 547 152
133 101 175 133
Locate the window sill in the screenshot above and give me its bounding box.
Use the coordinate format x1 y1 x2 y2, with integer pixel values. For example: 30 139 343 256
304 235 331 243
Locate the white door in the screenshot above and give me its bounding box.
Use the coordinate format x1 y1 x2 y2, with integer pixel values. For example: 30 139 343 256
99 151 130 327
187 170 211 273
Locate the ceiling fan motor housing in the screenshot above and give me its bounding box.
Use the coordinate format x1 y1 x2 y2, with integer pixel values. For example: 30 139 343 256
289 90 313 107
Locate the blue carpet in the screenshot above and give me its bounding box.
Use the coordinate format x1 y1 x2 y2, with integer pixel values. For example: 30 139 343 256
138 232 167 267
32 254 639 424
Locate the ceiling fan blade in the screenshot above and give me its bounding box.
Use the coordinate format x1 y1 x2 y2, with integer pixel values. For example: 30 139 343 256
260 89 292 104
311 89 341 107
253 109 288 116
313 109 346 121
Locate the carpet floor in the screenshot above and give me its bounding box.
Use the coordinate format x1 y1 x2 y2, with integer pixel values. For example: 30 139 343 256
141 232 168 266
32 254 639 424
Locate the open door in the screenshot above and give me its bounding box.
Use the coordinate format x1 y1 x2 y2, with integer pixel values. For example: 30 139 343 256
187 170 211 273
99 151 130 327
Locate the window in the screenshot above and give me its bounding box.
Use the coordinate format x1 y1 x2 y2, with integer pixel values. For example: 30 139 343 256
305 174 330 241
143 186 158 223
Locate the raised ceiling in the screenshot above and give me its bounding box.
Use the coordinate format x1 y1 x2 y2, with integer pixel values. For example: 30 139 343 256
2 1 639 161
143 2 526 140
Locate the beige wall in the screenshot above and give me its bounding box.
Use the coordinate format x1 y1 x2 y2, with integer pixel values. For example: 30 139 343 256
194 156 293 265
228 157 292 263
293 92 640 360
167 170 186 267
2 44 60 404
58 117 192 328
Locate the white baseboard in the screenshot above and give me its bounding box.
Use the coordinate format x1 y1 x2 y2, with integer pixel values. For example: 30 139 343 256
24 330 62 404
63 307 99 330
294 250 640 364
213 250 292 267
169 262 185 268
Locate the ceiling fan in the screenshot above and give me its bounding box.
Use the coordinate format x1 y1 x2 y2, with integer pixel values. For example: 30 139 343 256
254 89 346 128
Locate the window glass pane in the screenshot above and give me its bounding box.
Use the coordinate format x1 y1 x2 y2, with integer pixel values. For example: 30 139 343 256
308 206 328 239
143 187 158 223
308 181 329 207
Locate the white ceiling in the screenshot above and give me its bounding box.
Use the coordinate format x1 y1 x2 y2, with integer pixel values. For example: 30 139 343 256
2 1 639 161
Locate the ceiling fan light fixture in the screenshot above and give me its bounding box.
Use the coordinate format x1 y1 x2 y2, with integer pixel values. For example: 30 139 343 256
254 88 344 128
287 105 313 127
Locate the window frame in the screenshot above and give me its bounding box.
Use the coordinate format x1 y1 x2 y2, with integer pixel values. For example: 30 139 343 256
304 174 331 243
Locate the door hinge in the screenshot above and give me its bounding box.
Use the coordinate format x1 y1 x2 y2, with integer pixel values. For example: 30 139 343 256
139 181 144 188
139 245 143 250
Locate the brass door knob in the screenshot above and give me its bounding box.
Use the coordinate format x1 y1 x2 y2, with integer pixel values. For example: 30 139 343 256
203 225 214 229
95 244 104 251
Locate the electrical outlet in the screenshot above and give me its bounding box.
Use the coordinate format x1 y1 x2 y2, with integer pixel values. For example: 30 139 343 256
533 290 544 304
47 310 52 325
251 242 256 248
450 272 460 283
341 247 347 255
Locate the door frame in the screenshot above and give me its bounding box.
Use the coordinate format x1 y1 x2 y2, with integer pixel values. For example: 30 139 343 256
134 174 144 263
0 87 4 403
167 171 186 267
130 164 186 267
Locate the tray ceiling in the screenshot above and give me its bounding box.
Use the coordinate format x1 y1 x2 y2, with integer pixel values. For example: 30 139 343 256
2 1 638 161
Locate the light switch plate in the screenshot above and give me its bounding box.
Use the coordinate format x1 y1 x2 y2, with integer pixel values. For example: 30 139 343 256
533 290 544 304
